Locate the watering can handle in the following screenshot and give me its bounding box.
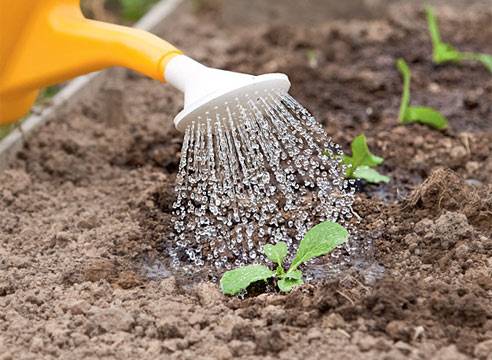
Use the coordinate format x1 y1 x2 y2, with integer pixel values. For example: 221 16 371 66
0 0 182 124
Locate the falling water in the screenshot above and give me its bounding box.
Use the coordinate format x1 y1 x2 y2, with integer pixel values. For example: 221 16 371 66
171 90 357 272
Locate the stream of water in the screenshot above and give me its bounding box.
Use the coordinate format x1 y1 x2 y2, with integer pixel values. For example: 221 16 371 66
171 91 358 272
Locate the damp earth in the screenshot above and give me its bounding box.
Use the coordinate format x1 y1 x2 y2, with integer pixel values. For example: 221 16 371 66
1 2 492 359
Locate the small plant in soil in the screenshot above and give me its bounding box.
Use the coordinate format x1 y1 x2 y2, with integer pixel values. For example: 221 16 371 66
220 221 348 295
341 134 389 184
426 6 492 73
306 49 319 68
396 58 448 130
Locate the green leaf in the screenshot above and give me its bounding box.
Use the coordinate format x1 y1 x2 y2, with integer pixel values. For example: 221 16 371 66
425 6 441 49
426 6 492 72
289 221 348 272
396 58 411 122
0 124 14 140
342 134 387 180
434 43 463 64
278 277 304 293
120 0 157 21
405 106 448 130
425 7 462 64
353 166 390 184
284 269 303 280
220 264 275 296
342 134 384 178
477 54 492 73
396 59 448 130
306 49 319 68
263 242 288 270
351 134 384 167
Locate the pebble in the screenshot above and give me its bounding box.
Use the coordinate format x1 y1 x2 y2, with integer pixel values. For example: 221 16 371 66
229 340 256 357
385 320 410 341
455 244 469 259
466 161 480 174
433 345 468 360
450 146 467 160
322 313 345 329
91 307 134 332
356 334 378 352
306 328 323 342
66 300 90 315
474 339 492 359
30 336 44 352
195 282 222 307
394 341 414 355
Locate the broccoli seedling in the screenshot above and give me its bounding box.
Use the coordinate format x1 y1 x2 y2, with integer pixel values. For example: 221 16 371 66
220 221 348 295
396 58 448 130
341 134 389 184
426 6 492 73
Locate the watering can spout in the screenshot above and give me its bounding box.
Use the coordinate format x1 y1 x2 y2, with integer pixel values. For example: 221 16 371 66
0 0 181 124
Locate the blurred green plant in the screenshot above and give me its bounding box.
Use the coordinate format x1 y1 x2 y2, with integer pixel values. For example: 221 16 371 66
120 0 158 21
426 6 492 73
396 58 448 130
37 85 61 104
306 49 319 68
0 124 14 140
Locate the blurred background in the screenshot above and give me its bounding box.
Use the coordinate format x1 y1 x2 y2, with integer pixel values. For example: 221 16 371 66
2 0 490 139
80 0 492 25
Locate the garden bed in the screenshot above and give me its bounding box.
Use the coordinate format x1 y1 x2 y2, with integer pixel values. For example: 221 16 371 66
1 1 491 359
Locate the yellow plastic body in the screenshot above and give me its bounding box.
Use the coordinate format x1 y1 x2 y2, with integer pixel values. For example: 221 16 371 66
0 0 182 124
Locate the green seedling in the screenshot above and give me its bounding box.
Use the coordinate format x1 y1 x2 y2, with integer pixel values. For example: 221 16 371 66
306 49 319 68
426 6 492 73
220 221 348 295
341 134 389 184
120 0 158 21
0 124 14 140
396 58 448 130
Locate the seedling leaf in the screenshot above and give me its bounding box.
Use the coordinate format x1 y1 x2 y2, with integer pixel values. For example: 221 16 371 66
477 54 492 73
426 7 462 63
350 134 384 167
278 277 304 293
284 269 303 280
220 222 350 296
263 242 288 269
396 58 448 130
426 6 441 50
396 58 411 121
353 166 390 184
426 6 492 73
406 106 448 130
342 134 388 183
342 134 383 172
220 264 275 296
289 221 348 272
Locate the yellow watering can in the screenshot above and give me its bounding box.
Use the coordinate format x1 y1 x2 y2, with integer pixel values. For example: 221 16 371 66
0 0 290 130
0 0 181 124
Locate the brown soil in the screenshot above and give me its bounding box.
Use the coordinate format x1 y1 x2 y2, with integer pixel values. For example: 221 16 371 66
1 2 492 359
